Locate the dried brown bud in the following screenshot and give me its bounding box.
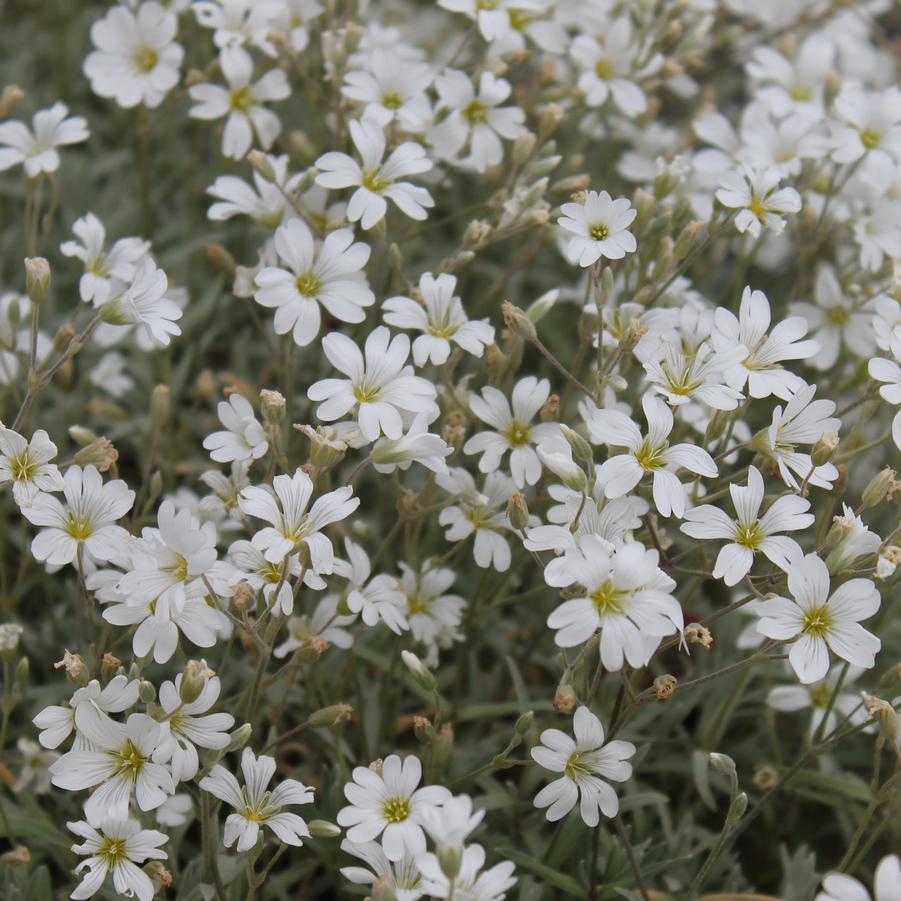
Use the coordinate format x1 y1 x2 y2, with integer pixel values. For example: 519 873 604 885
684 623 713 648
654 674 677 699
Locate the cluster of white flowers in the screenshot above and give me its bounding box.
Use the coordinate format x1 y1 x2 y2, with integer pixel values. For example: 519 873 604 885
2 0 901 899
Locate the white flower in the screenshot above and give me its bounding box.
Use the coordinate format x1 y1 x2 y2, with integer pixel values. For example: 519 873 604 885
712 286 818 400
0 426 64 508
789 266 876 370
436 469 516 572
755 383 841 490
84 1 183 109
340 839 424 901
118 500 218 608
207 153 302 225
372 413 452 475
13 738 59 795
558 191 637 267
427 70 525 173
768 663 867 739
337 754 451 862
642 338 745 410
228 539 304 615
315 117 434 229
571 18 659 117
398 561 465 663
383 272 494 367
546 536 683 670
418 844 517 901
816 854 901 901
49 712 173 825
464 377 559 489
153 674 234 782
200 747 314 851
868 357 901 450
68 818 168 901
21 465 134 567
203 393 268 463
716 165 802 237
681 465 812 585
530 706 635 826
588 393 717 519
831 85 901 172
307 327 438 442
755 553 881 684
189 46 290 159
239 467 359 566
273 595 356 656
100 258 183 348
342 50 433 132
873 294 901 360
826 504 883 574
419 794 484 854
253 218 374 347
32 675 139 750
267 0 324 53
60 213 150 306
0 102 88 177
192 0 278 51
746 35 834 118
336 538 408 635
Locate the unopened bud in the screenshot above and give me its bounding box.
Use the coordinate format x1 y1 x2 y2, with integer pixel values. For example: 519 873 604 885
514 710 534 736
0 85 25 119
507 492 530 531
752 765 779 790
619 318 648 352
295 424 348 469
150 385 170 428
538 103 563 138
74 437 118 472
483 343 506 378
863 467 895 508
179 660 207 705
863 693 899 744
654 674 677 698
308 819 342 838
526 289 558 324
0 846 30 867
145 861 172 887
14 657 28 687
463 219 492 247
726 791 748 825
812 431 839 466
438 844 463 880
401 650 437 692
226 723 253 751
876 546 901 580
413 715 436 744
205 243 236 275
260 388 286 424
247 149 277 182
501 301 537 342
560 424 594 465
708 752 736 776
138 680 156 704
554 681 576 712
24 257 50 305
536 447 586 492
674 221 705 258
684 623 713 648
307 703 353 728
432 723 454 767
101 652 122 681
512 131 537 166
632 188 656 226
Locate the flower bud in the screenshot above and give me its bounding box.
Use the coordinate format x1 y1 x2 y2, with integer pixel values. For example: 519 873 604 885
876 546 901 580
618 318 648 353
483 343 506 379
205 243 236 275
14 657 29 687
514 710 534 736
101 652 122 681
24 257 50 306
246 149 277 182
226 723 253 751
0 846 30 867
752 765 779 790
632 188 656 226
536 447 586 492
538 103 563 138
260 388 286 424
708 752 736 776
150 385 170 428
139 680 156 704
811 431 838 466
526 289 558 324
726 791 748 825
431 723 454 768
401 650 437 692
540 394 559 422
463 219 493 247
863 693 899 744
179 660 208 705
413 715 437 744
145 861 172 887
295 424 348 469
438 844 463 880
512 131 536 165
506 492 530 531
74 437 118 472
307 703 353 728
501 301 537 342
308 819 341 838
862 467 895 508
554 680 576 712
674 221 705 258
654 674 677 698
0 624 23 658
0 85 25 119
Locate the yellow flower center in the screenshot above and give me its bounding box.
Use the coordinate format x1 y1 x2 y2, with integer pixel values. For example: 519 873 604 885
99 837 128 866
65 512 93 541
296 271 322 297
230 86 254 113
790 83 812 101
589 580 626 615
508 8 533 29
565 750 594 780
748 195 767 218
463 100 489 125
809 682 832 708
353 381 381 403
594 58 615 79
383 797 410 823
407 593 430 615
801 605 833 640
9 452 36 482
504 420 531 447
734 521 763 550
634 439 667 471
113 739 146 782
860 128 881 150
589 222 609 241
135 47 158 72
162 555 189 582
362 168 389 193
382 91 404 110
826 306 850 325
